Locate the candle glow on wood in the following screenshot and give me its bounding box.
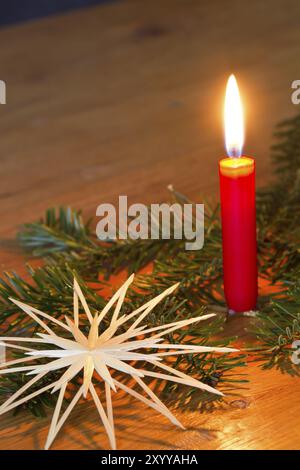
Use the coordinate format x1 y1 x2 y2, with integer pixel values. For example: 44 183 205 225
219 75 258 313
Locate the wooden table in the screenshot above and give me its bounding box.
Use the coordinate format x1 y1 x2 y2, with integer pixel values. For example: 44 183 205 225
0 0 299 450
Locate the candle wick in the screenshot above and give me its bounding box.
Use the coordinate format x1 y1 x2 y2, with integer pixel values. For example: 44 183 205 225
228 146 242 158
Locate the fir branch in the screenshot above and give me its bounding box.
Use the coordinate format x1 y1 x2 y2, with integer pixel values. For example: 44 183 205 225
0 263 106 334
2 111 300 417
18 206 182 278
18 207 96 256
0 263 246 415
250 283 300 374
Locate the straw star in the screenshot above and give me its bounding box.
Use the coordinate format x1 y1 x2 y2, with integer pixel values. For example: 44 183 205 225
0 274 237 449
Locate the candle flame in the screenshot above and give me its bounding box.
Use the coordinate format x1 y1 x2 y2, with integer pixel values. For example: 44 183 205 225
224 74 244 157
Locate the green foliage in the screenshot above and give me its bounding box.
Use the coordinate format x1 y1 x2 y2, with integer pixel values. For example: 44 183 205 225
0 263 106 334
1 113 300 416
249 283 300 374
0 262 246 414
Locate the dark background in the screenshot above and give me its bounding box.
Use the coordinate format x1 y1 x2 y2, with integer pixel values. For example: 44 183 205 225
0 0 113 27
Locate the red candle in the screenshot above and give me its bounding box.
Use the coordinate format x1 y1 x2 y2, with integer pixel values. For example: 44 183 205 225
219 75 257 312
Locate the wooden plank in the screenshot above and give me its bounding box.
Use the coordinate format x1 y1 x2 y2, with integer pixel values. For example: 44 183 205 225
0 0 299 450
0 360 299 450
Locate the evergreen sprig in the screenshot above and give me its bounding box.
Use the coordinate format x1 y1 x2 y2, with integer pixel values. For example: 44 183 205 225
249 283 300 374
2 113 300 416
0 262 246 415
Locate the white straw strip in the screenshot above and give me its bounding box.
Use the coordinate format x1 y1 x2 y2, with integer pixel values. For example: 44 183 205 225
45 385 84 450
45 383 67 450
0 341 35 352
0 371 48 413
97 274 135 327
73 278 79 327
0 337 45 343
9 298 68 334
114 378 180 428
0 375 59 415
134 375 184 429
0 355 43 369
149 359 223 396
90 383 116 450
105 381 114 430
73 279 93 324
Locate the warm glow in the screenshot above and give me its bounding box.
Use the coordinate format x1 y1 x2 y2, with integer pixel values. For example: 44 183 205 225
224 74 244 157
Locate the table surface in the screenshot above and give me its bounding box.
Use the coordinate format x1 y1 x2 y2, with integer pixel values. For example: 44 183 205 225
0 0 299 450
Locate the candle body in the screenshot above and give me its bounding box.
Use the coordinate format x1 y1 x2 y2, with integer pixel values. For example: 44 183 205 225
219 157 257 312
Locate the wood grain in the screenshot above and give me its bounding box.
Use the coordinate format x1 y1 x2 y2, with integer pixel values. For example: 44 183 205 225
0 0 299 450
